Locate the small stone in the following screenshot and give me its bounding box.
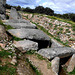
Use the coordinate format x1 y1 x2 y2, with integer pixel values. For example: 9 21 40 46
67 54 75 72
11 58 17 65
8 55 12 58
0 43 5 48
13 56 17 59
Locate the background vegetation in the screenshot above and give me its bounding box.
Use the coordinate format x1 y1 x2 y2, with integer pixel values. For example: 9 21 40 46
6 4 75 22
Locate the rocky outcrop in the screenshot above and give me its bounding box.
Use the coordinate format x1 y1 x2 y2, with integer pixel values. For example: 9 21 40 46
0 0 6 19
38 47 75 59
13 40 38 53
4 23 37 29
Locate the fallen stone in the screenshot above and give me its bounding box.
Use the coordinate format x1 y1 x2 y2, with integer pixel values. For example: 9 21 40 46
51 57 60 75
9 7 22 19
7 28 50 41
4 23 37 29
67 54 75 72
13 39 38 52
38 47 75 59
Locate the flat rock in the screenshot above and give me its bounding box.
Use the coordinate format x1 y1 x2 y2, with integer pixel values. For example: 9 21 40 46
38 47 75 59
7 28 50 41
8 19 30 23
13 39 38 52
4 23 37 29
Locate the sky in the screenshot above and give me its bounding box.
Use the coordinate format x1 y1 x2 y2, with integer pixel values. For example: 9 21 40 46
6 0 75 14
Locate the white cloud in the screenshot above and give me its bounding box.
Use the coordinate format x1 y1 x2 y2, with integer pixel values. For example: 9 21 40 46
6 0 75 14
36 0 41 3
40 0 75 14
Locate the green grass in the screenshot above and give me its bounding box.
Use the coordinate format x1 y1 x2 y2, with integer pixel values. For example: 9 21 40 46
0 19 4 25
69 38 75 41
47 62 51 69
0 50 12 57
26 58 42 75
5 25 14 30
36 54 46 60
0 65 16 75
25 50 36 55
0 19 14 30
21 11 75 32
68 68 75 74
12 36 23 41
46 15 75 32
0 47 14 58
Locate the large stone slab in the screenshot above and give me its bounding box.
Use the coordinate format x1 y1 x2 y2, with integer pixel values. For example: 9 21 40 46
13 39 38 52
8 19 30 23
7 29 50 41
4 23 37 29
38 47 75 59
9 7 22 19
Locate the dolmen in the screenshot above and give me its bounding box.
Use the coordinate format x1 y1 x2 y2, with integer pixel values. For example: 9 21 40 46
6 7 51 50
7 28 51 49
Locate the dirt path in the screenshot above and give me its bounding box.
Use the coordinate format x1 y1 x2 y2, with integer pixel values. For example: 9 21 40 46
26 54 56 75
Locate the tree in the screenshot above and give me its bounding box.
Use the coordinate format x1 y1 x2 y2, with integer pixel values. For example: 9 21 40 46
35 6 45 14
16 6 21 11
44 7 54 16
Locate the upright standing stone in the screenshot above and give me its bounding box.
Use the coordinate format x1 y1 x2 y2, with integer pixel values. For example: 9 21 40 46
9 7 22 19
9 7 30 23
51 57 60 75
67 54 75 72
0 0 6 14
0 0 6 19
